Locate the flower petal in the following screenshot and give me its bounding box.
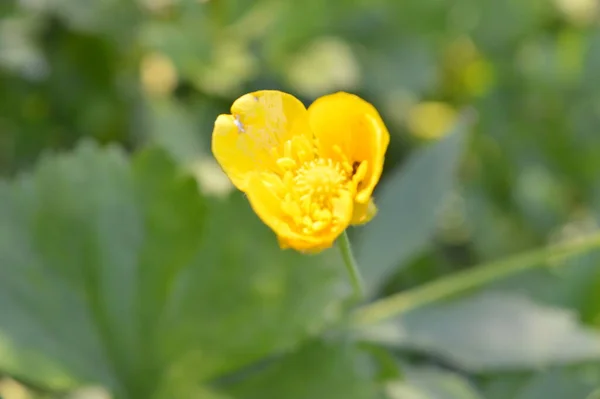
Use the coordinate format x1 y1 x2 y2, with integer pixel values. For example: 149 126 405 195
211 114 256 190
212 90 312 191
350 198 378 225
277 190 354 252
307 92 390 203
245 173 320 248
244 172 354 252
244 172 290 233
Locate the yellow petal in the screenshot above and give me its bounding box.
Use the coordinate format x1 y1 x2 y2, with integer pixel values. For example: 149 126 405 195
278 236 335 253
212 90 312 191
307 92 390 203
279 190 354 252
244 171 289 231
245 172 354 253
245 173 320 248
211 114 256 190
350 198 378 225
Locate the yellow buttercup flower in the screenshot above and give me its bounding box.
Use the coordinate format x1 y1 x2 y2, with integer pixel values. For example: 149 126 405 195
212 90 389 252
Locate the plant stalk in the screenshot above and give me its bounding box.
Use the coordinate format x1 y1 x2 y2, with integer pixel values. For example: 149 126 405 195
353 232 600 326
338 231 365 301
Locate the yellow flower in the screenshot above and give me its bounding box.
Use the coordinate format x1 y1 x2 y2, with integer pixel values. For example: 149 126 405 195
212 90 389 252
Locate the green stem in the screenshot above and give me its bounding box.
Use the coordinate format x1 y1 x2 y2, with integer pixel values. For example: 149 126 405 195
338 231 365 300
353 232 600 326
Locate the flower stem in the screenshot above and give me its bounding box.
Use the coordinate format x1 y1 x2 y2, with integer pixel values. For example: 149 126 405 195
338 231 365 300
352 231 600 326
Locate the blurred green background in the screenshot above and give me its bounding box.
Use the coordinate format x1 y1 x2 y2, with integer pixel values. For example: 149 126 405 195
2 0 600 398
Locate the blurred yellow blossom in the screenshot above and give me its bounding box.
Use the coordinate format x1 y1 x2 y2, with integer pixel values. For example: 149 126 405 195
286 37 361 97
554 0 598 26
66 386 112 399
407 101 457 140
0 378 30 399
136 0 173 13
140 52 178 97
444 37 495 98
212 90 389 252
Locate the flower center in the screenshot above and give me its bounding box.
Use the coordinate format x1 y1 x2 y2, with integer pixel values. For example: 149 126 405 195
280 157 354 235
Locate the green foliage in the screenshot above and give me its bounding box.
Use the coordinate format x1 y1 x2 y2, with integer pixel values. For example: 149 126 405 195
356 118 469 293
0 144 347 398
2 0 600 398
387 368 483 399
221 340 378 399
359 291 600 371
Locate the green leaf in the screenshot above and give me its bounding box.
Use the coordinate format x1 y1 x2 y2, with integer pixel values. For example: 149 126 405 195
513 369 599 399
0 142 347 397
359 292 600 372
478 372 530 399
0 143 151 396
154 192 347 384
0 334 78 391
387 368 483 399
487 251 600 321
355 113 472 293
404 368 482 399
220 340 380 399
481 367 600 399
